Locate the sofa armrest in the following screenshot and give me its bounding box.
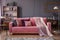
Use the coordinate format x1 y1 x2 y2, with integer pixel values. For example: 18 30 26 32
9 22 13 33
47 22 51 32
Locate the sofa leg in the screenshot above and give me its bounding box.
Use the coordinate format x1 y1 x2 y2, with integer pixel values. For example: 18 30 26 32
9 33 12 35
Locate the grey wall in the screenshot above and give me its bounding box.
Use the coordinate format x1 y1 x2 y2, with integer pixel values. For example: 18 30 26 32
0 0 2 18
0 6 1 17
2 0 59 17
22 0 34 17
34 0 48 17
2 0 48 17
22 0 49 17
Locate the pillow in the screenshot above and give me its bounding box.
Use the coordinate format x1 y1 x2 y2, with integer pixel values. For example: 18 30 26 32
12 20 17 27
16 20 22 26
21 20 25 26
30 18 36 26
24 21 32 26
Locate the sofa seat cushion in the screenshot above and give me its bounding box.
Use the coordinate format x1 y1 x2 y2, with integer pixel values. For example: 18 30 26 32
12 27 39 33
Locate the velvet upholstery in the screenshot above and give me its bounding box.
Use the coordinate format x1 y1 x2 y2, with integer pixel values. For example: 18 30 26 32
9 17 51 34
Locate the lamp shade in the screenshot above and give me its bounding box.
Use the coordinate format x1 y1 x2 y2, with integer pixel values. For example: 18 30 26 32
53 6 59 10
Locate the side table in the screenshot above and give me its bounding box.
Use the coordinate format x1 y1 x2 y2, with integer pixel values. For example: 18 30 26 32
0 24 8 31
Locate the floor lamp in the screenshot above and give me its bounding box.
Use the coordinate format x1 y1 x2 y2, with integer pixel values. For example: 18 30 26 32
53 6 60 34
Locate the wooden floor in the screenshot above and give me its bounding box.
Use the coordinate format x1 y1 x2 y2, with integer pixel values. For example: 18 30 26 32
0 30 60 40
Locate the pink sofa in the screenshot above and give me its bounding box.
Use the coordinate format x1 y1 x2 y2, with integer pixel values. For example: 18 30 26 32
9 17 51 34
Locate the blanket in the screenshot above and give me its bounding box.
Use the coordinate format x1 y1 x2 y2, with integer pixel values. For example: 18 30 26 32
33 17 53 37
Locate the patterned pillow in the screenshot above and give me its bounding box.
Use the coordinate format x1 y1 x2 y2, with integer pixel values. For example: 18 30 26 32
12 20 17 27
24 21 32 26
21 20 25 26
16 20 22 26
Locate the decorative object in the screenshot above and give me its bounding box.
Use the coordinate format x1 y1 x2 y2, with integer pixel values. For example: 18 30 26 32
0 16 5 18
7 3 9 6
12 2 17 6
7 2 17 6
3 6 18 18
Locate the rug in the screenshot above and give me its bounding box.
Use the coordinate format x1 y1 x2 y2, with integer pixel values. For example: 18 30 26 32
6 37 54 40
